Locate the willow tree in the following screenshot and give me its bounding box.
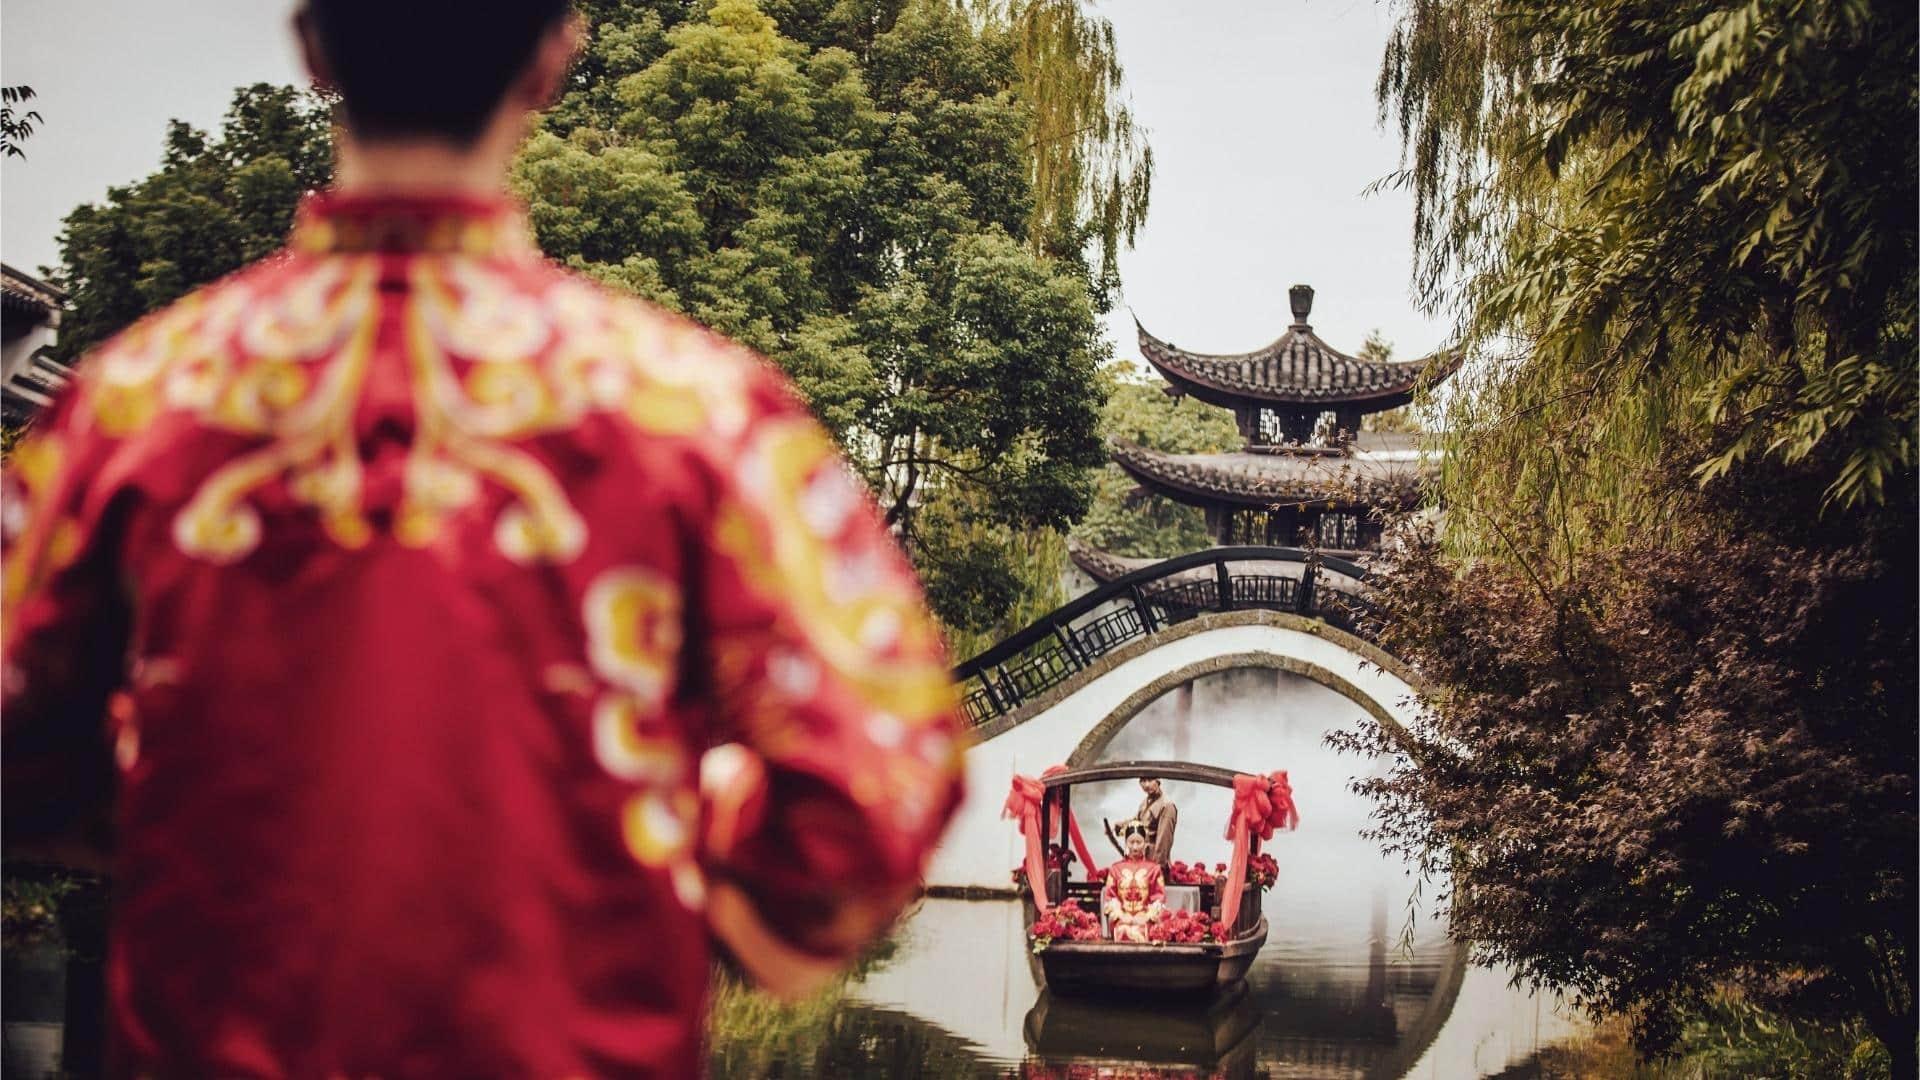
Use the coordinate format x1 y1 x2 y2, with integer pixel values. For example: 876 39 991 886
970 0 1151 289
1376 0 1916 561
1352 0 1919 1068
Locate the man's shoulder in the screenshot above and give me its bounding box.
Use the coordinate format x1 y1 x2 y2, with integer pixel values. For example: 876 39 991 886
508 263 816 448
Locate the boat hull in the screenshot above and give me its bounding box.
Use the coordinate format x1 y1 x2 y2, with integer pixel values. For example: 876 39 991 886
1035 917 1267 997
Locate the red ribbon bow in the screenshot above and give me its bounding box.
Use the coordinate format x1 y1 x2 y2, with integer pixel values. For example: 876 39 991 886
1218 770 1301 932
1004 773 1052 913
1005 767 1106 915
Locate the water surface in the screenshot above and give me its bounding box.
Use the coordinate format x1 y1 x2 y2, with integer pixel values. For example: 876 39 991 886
714 669 1584 1078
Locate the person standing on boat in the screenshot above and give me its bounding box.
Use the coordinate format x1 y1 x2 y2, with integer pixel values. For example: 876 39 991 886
0 2 967 1074
1103 820 1168 942
1137 776 1179 871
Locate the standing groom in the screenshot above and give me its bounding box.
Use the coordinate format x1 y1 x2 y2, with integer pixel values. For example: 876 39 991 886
1 2 965 1075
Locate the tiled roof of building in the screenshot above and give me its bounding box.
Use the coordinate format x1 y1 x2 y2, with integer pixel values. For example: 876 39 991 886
1134 285 1455 411
1109 439 1430 511
2 262 69 324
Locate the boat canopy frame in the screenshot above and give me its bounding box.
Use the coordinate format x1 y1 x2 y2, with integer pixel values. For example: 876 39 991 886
1040 759 1241 791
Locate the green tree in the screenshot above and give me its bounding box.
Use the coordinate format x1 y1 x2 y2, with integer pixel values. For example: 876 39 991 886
51 84 333 359
47 3 1144 634
1357 0 1919 1067
1354 329 1425 433
1 85 42 159
1378 0 1916 548
516 0 1113 629
1336 456 1916 1070
1072 360 1238 558
971 0 1152 288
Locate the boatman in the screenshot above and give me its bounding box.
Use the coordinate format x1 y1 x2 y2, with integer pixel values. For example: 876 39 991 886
0 1 966 1075
1137 776 1179 870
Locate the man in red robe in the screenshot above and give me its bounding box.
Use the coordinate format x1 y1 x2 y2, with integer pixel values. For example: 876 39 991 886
0 2 966 1075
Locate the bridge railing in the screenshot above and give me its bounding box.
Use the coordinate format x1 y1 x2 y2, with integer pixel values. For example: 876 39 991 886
951 546 1378 726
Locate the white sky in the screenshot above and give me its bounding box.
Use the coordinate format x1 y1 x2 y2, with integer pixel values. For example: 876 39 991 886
1 0 1448 362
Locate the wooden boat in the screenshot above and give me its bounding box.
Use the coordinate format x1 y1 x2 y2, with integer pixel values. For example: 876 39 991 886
1012 760 1289 998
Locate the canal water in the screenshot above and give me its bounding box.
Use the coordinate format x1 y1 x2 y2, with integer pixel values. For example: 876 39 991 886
711 669 1586 1078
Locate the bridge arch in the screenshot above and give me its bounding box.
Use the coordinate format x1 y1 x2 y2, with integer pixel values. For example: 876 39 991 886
929 547 1428 892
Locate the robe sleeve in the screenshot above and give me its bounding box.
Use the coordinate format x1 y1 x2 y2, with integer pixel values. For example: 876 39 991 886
1151 802 1178 866
1147 865 1167 908
688 365 966 967
2 395 133 856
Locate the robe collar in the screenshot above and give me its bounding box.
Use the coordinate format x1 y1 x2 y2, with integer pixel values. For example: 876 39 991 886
290 191 539 260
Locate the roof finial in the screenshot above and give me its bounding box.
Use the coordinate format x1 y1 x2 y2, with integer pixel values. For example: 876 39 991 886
1289 284 1314 327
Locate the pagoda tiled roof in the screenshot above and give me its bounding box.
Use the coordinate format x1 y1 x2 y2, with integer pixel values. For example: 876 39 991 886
1065 539 1373 591
1134 310 1454 411
1109 439 1430 511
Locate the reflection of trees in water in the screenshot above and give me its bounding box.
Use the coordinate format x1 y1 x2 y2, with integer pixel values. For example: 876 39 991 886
710 995 1002 1079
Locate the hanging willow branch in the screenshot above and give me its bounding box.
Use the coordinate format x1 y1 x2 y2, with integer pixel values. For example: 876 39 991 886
965 0 1152 281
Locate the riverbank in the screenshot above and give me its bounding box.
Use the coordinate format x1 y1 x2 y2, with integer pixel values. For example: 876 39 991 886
1521 994 1893 1079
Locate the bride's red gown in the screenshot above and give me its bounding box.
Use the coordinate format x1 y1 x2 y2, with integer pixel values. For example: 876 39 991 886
1101 857 1167 941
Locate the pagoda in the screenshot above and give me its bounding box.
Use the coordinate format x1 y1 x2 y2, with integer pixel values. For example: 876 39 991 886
1084 284 1451 574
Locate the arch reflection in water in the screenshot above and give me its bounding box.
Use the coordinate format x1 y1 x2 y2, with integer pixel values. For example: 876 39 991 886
830 669 1583 1078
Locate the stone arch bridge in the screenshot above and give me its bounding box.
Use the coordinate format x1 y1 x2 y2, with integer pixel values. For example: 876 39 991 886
928 545 1425 892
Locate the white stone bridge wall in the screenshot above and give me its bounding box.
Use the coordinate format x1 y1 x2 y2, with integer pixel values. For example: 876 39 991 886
928 610 1424 891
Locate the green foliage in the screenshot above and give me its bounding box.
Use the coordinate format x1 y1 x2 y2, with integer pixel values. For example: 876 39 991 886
51 84 333 360
1379 0 1917 545
2 85 42 159
969 0 1153 287
1072 360 1238 558
1 863 81 947
47 3 1143 633
517 0 1115 629
1336 454 1917 1068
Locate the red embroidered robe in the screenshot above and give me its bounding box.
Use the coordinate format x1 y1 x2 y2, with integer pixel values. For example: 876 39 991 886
1100 858 1167 942
0 193 966 1078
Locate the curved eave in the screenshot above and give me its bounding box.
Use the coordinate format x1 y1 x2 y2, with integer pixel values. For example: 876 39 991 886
1067 540 1142 583
1109 441 1425 512
1135 318 1455 409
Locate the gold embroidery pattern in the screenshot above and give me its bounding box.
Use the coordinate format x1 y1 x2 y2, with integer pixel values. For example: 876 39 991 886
1 436 79 636
580 562 703 908
715 418 956 723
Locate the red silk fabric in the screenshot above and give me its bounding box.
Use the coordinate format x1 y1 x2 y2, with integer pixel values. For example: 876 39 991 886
1218 771 1300 932
1005 766 1107 912
1002 773 1051 912
1041 764 1104 876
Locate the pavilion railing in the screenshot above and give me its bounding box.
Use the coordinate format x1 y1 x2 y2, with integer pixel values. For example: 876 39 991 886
952 546 1378 726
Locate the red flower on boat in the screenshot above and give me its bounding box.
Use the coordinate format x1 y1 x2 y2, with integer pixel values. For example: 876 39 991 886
1165 860 1218 885
1248 852 1280 890
1027 899 1100 951
1146 908 1227 945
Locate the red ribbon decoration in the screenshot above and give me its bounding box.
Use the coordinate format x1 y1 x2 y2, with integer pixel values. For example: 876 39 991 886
1005 767 1108 914
1041 765 1105 877
1002 773 1052 913
1217 771 1301 932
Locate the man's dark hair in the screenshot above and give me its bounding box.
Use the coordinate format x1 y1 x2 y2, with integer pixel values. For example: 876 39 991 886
302 0 573 144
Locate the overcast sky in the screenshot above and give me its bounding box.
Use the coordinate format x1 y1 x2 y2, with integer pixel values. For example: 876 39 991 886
2 0 1448 362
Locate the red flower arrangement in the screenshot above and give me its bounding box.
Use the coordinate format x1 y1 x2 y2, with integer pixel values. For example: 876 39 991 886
1248 852 1280 890
1146 908 1231 945
1165 860 1219 885
1028 899 1101 952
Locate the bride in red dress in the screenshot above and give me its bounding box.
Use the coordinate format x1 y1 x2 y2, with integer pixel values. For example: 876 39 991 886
1102 819 1167 941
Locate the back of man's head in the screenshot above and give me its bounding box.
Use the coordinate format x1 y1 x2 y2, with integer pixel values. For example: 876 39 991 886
299 0 574 145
